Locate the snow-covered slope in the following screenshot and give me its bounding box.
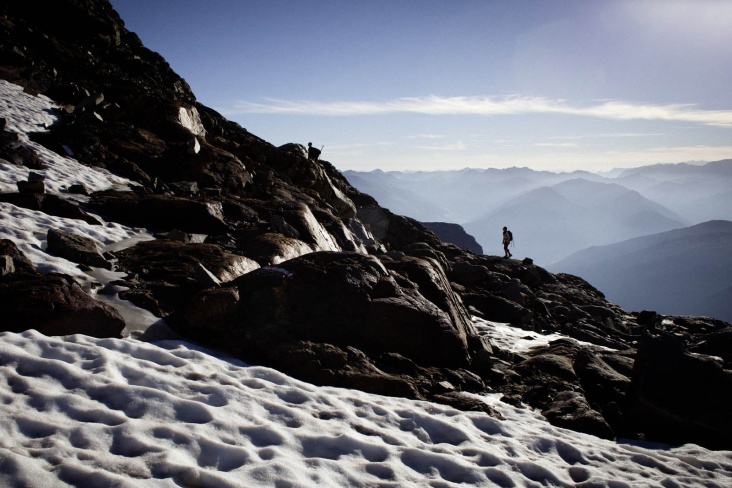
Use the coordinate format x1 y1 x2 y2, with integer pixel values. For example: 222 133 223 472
3 330 732 488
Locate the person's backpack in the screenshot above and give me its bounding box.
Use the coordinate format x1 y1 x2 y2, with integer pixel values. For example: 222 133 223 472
508 230 514 246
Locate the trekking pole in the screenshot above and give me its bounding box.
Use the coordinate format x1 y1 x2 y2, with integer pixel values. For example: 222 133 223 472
318 145 324 161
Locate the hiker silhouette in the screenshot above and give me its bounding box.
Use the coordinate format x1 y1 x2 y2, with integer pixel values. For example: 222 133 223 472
307 142 321 161
502 226 513 258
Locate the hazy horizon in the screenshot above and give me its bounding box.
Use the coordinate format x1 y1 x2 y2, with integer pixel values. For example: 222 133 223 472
343 158 717 175
110 0 732 173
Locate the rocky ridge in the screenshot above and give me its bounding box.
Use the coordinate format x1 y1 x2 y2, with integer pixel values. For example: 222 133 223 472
1 0 731 449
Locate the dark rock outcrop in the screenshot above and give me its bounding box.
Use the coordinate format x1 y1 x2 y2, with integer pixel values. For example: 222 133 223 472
542 391 616 440
114 239 259 317
46 228 111 270
627 334 732 449
87 190 229 235
170 251 492 407
0 239 125 337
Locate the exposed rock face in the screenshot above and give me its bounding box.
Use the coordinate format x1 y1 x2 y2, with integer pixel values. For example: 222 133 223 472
170 251 491 407
46 228 111 269
0 239 125 337
114 239 260 317
627 334 732 449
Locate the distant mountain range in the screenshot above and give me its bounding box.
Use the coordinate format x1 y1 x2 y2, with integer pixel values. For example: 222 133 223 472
343 161 732 321
614 160 732 223
343 159 732 265
550 220 732 322
343 167 608 225
463 179 686 265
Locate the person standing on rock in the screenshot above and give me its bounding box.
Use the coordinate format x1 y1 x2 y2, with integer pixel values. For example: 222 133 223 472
307 142 322 161
502 226 513 258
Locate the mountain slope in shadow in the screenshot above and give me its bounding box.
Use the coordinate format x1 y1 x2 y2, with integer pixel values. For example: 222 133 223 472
550 220 732 322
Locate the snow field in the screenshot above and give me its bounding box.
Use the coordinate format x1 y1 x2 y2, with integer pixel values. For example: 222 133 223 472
0 80 137 195
1 330 731 488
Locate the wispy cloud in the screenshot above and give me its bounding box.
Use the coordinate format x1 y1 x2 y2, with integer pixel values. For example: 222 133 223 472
328 142 393 150
606 145 732 160
230 95 732 127
406 134 446 139
417 141 468 151
534 142 578 148
548 133 664 140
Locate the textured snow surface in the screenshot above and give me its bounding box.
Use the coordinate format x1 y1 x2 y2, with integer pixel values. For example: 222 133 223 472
1 330 731 488
0 80 137 195
472 318 615 353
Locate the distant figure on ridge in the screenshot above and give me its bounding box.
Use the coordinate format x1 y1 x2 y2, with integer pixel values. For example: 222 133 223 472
307 142 322 161
502 226 513 258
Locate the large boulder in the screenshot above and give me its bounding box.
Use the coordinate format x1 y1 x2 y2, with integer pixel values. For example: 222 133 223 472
46 228 111 269
1 273 125 337
114 239 260 316
0 239 35 275
627 334 732 449
383 253 475 347
542 391 615 440
233 231 315 266
170 251 492 404
117 239 259 284
174 251 474 368
0 240 125 337
87 190 229 235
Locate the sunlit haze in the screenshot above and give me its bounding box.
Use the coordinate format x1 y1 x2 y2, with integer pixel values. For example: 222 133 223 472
110 0 732 172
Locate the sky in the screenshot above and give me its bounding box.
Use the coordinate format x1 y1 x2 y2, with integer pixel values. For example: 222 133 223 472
108 0 732 172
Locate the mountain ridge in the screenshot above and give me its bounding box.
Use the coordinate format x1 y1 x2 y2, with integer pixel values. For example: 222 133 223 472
551 220 732 321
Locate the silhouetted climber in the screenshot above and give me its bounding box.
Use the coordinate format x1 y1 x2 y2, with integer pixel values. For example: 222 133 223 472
307 142 322 161
502 226 513 258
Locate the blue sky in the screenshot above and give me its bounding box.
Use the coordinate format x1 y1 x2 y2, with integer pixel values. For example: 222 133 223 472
109 0 732 172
